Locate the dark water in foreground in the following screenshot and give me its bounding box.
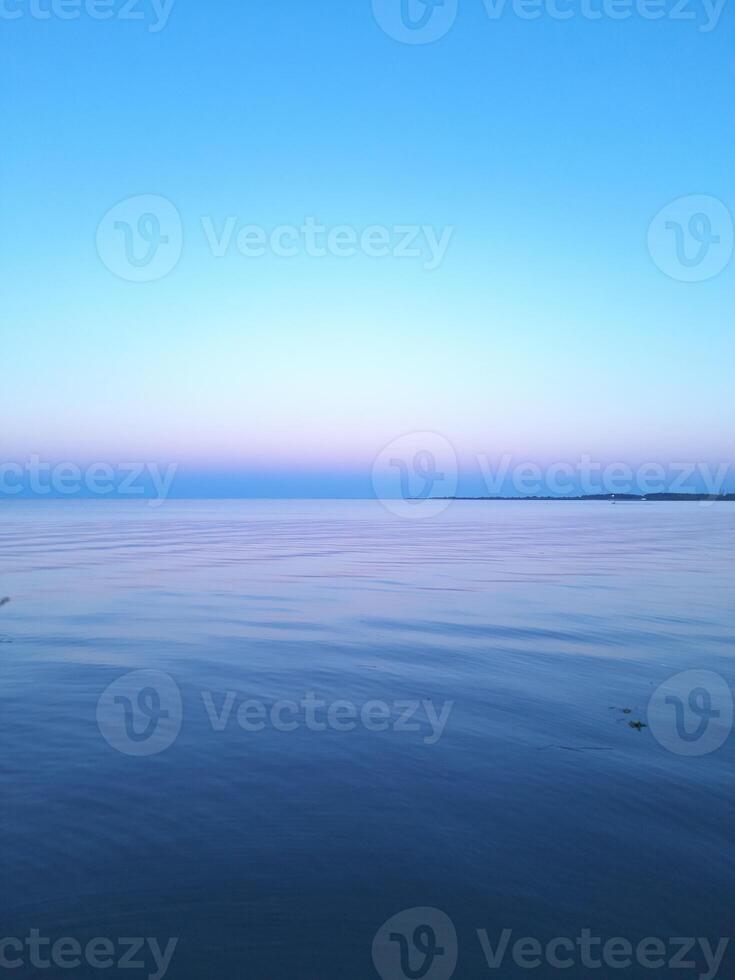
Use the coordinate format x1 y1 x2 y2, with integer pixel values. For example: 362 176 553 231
1 501 734 980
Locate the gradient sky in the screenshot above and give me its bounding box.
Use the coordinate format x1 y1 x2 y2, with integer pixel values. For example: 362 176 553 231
1 0 733 496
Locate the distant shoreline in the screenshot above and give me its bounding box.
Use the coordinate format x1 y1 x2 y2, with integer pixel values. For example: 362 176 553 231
438 493 735 502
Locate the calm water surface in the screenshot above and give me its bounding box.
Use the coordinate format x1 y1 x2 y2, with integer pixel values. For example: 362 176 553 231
1 501 733 978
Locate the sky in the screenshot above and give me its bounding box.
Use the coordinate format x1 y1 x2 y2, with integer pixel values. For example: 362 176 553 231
1 0 733 497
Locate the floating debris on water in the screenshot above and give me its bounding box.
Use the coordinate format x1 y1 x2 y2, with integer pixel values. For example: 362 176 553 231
608 706 647 732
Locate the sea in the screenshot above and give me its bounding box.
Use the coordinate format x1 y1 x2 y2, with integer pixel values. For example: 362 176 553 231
1 500 733 979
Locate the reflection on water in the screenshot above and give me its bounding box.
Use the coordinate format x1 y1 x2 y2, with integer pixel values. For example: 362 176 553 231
1 501 733 978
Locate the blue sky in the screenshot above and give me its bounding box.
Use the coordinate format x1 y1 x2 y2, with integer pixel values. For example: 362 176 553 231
1 0 733 497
